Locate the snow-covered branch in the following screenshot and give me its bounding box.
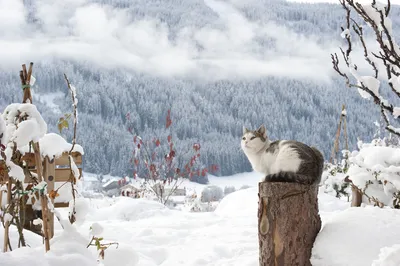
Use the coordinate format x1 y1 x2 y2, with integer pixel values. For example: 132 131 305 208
332 0 400 136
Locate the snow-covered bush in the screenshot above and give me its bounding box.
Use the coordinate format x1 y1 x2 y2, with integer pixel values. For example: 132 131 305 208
239 185 250 190
321 151 351 200
200 185 224 203
346 139 400 208
323 137 400 208
224 186 236 195
183 196 219 212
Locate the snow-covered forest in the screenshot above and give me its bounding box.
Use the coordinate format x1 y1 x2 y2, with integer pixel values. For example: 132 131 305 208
1 0 400 177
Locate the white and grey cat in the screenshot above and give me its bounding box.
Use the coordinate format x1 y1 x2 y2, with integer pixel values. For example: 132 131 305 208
241 125 324 185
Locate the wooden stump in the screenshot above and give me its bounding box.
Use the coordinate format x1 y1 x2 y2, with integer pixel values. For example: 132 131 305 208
258 182 321 266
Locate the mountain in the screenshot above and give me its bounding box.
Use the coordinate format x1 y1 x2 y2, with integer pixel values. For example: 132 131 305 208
1 0 399 178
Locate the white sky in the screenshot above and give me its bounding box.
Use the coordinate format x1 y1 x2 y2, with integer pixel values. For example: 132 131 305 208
0 0 394 81
287 0 400 4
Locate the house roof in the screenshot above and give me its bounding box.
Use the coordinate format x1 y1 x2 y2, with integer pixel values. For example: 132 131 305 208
120 184 141 190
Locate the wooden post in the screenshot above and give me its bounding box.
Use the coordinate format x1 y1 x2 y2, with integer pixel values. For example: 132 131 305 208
20 62 50 251
43 156 55 238
21 63 33 104
3 171 12 252
350 186 362 207
258 182 321 266
32 142 50 251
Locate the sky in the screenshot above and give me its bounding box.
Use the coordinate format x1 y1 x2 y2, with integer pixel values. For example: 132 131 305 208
287 0 400 4
0 0 394 81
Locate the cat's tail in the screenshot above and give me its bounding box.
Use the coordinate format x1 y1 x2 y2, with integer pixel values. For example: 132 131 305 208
264 172 316 185
311 146 324 184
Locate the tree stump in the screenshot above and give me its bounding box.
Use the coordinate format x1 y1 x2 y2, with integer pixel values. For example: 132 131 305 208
258 182 321 266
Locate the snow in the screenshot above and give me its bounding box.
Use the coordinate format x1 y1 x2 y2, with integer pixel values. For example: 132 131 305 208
341 28 350 39
362 2 392 34
390 76 400 95
30 75 36 86
12 103 47 145
70 155 81 178
346 141 400 206
2 169 400 266
1 103 47 148
358 76 380 99
89 222 104 236
5 160 25 182
3 139 400 266
214 187 258 217
372 245 400 266
312 206 400 266
26 132 84 158
393 107 400 118
3 213 12 223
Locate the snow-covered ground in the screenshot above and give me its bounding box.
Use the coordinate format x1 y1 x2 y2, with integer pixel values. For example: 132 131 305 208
1 171 400 265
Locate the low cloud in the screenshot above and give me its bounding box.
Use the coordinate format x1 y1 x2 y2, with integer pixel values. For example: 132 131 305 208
0 0 342 81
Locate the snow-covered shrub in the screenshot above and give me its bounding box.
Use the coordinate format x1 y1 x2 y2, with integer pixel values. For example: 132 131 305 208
321 150 351 201
200 185 224 203
324 138 400 208
239 185 250 190
346 139 400 208
224 186 236 195
183 196 219 212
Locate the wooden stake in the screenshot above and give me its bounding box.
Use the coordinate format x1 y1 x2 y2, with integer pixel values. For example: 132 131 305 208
21 63 33 104
44 156 55 238
20 62 50 251
32 142 50 251
3 172 12 252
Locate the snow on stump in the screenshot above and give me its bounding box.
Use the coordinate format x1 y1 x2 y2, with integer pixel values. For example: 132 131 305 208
258 182 321 266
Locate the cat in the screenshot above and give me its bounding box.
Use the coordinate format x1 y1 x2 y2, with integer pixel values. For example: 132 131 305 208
241 125 324 185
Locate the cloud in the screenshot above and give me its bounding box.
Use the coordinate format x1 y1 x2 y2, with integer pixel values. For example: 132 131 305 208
0 0 342 81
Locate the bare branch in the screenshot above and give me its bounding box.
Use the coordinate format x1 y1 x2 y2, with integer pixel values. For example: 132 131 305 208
333 0 400 137
351 19 379 78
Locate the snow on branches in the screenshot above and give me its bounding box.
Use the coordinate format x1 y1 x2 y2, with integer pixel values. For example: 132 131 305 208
323 137 400 208
332 0 400 136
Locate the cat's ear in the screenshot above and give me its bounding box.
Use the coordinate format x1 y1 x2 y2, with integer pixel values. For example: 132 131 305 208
257 125 267 138
242 126 250 135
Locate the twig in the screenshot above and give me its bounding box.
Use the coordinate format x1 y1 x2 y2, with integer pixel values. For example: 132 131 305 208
63 74 79 224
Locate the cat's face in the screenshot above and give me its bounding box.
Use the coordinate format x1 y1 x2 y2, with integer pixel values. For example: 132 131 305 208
241 125 267 153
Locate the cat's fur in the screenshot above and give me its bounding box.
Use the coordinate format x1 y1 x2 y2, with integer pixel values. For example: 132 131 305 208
241 125 324 185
